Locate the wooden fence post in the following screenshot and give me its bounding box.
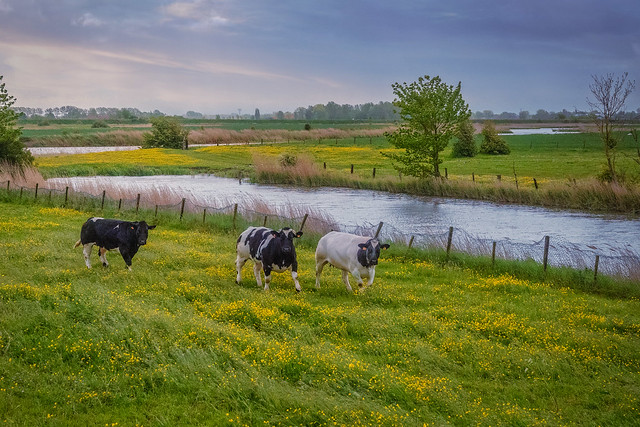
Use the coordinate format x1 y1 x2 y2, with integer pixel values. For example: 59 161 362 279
19 187 23 200
350 164 354 174
263 215 268 227
533 178 538 190
492 241 497 266
445 168 448 179
374 222 384 239
299 213 309 233
543 235 550 272
101 190 106 209
472 172 475 182
372 167 376 178
594 255 600 282
446 226 454 257
64 186 69 206
233 203 238 231
408 235 415 249
118 198 122 212
202 208 207 224
34 183 39 201
323 162 326 169
136 193 141 214
179 198 186 221
6 180 9 193
497 175 502 181
155 205 158 218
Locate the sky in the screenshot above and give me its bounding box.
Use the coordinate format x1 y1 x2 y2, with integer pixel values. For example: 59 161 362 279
1 0 639 116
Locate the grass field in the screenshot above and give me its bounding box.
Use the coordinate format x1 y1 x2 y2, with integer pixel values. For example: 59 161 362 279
35 132 640 181
1 200 639 425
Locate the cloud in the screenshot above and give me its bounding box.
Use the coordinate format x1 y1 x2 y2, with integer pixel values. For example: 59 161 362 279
73 12 103 27
161 0 230 29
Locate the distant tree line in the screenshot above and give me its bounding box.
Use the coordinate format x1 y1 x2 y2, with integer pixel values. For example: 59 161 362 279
291 101 399 121
472 108 640 121
14 106 164 120
13 103 640 122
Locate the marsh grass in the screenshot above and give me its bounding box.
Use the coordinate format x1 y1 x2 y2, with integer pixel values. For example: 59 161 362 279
0 200 639 425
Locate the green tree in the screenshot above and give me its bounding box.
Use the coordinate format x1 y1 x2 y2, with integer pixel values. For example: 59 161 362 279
452 118 477 157
479 121 510 155
143 116 189 149
383 75 470 178
0 76 33 167
587 72 636 182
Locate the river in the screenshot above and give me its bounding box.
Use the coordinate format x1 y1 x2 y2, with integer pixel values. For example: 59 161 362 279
48 174 640 259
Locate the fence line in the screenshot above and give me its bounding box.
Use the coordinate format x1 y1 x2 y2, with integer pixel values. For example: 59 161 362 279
3 179 639 281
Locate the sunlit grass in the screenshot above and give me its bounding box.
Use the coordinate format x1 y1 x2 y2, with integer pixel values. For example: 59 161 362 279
1 200 639 425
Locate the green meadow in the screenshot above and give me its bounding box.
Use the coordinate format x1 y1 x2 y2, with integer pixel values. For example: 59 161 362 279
36 131 640 182
1 199 639 425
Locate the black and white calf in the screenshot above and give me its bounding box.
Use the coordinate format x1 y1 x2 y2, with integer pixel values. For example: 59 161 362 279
235 226 303 292
74 217 156 270
315 231 390 292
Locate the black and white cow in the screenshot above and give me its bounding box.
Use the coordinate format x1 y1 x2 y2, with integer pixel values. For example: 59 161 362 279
315 231 390 292
235 226 303 292
74 217 156 270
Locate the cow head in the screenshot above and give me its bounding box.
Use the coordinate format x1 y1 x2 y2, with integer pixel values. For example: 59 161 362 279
271 227 303 255
357 239 390 267
133 221 157 246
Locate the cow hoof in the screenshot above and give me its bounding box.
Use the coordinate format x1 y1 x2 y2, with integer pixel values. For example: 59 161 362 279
295 288 301 293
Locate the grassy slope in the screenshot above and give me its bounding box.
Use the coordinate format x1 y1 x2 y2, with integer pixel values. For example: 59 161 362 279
1 201 639 425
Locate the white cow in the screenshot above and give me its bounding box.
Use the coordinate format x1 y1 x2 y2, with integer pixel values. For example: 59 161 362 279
315 231 390 292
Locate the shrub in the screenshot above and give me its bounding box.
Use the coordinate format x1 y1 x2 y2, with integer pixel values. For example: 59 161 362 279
304 123 311 131
143 117 189 149
479 121 510 155
452 118 477 157
91 120 109 128
279 153 297 167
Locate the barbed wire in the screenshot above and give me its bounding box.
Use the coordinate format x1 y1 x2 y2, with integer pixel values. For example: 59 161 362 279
4 180 639 280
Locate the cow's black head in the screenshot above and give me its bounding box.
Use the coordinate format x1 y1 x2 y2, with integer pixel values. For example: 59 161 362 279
271 227 303 255
133 221 157 246
357 239 390 267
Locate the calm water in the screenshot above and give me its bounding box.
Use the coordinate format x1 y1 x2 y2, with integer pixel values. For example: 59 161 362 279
48 175 640 256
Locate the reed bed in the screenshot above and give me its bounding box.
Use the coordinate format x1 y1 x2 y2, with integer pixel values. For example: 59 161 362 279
24 131 145 147
188 127 394 145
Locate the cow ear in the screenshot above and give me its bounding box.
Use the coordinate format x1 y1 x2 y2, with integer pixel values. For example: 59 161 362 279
148 225 157 230
358 243 368 250
381 244 390 250
270 230 279 237
295 231 303 238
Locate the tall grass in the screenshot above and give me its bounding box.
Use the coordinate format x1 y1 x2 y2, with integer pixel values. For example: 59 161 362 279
188 127 393 145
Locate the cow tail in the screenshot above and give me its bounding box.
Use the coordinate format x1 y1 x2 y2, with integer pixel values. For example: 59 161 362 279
73 240 82 249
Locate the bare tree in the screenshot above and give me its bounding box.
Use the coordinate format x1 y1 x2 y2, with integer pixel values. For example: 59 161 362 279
587 72 636 182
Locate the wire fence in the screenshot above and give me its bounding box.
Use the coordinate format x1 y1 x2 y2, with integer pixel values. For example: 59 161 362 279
4 179 639 281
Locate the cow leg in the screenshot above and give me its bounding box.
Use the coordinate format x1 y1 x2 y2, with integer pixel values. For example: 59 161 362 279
291 270 301 293
263 266 272 291
351 269 366 288
365 267 376 288
82 244 93 269
253 262 263 288
315 260 328 289
99 247 109 267
120 248 133 271
235 255 248 284
341 270 353 293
